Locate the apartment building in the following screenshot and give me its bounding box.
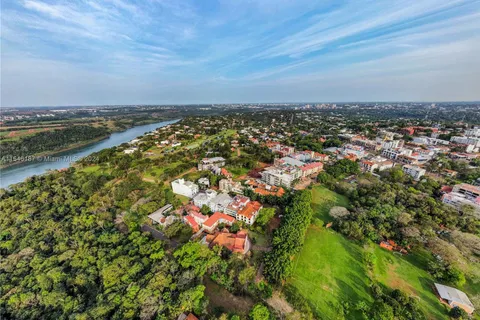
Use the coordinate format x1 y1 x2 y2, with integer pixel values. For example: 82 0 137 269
402 165 426 180
198 157 226 170
171 179 199 198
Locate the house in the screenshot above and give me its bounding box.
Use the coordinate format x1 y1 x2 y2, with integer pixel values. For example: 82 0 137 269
360 157 394 173
300 162 323 177
178 313 199 320
434 283 475 314
197 177 210 189
224 195 250 217
209 193 233 212
203 212 236 233
183 215 200 232
148 205 177 227
193 189 217 209
453 183 480 199
219 178 244 194
204 230 250 254
246 179 285 197
402 165 426 181
198 157 226 170
171 179 199 198
237 201 262 225
123 147 138 154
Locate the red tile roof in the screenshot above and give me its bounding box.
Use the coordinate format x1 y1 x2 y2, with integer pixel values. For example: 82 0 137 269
208 230 248 253
203 212 235 228
237 201 262 219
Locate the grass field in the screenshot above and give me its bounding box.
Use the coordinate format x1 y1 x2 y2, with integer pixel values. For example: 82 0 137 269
289 185 449 320
311 185 350 222
373 247 449 319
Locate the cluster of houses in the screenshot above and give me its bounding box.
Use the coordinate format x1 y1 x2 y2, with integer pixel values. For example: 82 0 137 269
168 172 265 254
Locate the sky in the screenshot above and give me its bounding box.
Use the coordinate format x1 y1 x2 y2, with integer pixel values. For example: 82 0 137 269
1 0 479 107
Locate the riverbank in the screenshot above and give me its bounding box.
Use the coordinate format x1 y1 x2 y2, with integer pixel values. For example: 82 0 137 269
1 119 180 187
0 117 174 169
0 135 110 169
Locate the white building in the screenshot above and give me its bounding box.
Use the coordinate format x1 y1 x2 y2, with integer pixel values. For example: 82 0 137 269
209 193 233 212
360 157 394 173
198 157 226 170
402 165 426 180
193 189 217 208
451 136 480 148
261 166 302 188
381 148 412 160
171 179 199 198
465 126 480 137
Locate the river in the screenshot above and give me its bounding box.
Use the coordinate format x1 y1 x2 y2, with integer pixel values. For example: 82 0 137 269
0 119 179 187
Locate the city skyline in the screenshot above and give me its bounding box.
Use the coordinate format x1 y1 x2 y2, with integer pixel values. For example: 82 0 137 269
1 0 480 107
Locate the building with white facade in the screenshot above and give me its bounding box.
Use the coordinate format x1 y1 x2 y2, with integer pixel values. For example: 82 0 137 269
360 157 394 173
198 157 226 170
261 166 302 188
465 126 480 137
209 193 234 213
451 136 480 148
193 189 217 209
402 165 426 180
171 179 199 198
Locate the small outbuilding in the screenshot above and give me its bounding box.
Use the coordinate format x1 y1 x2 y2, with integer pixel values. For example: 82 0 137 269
434 283 475 315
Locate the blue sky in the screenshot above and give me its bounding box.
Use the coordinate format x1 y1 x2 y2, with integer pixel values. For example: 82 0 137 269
1 0 479 107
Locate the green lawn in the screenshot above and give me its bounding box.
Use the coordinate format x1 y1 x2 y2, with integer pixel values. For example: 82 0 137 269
311 185 350 222
373 247 449 319
290 226 373 319
289 185 449 320
226 166 250 179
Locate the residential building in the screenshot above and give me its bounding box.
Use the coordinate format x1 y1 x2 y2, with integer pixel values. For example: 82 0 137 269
465 126 480 137
300 162 323 177
198 157 226 170
171 179 199 198
219 178 244 194
341 144 367 158
204 230 250 254
402 165 426 180
452 183 480 200
203 212 236 233
209 193 233 212
360 157 394 173
379 139 404 150
148 205 177 227
442 192 480 216
381 148 412 160
183 215 200 233
246 180 285 197
451 136 480 148
197 177 210 189
193 189 217 209
261 165 302 188
434 283 475 315
237 201 262 225
224 195 250 217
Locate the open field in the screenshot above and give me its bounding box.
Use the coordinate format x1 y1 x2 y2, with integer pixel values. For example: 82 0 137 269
289 185 450 320
311 185 350 222
373 247 449 319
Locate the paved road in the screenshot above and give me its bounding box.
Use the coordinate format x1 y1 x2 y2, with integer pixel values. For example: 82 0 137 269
141 224 179 248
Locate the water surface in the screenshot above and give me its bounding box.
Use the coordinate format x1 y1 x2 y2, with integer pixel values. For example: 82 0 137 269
1 119 179 187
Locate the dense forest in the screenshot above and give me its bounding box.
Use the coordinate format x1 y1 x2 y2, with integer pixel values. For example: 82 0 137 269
0 126 110 165
0 171 218 319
